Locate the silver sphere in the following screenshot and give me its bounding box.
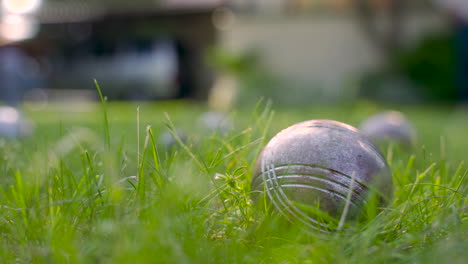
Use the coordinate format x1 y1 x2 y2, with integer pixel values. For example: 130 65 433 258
359 111 416 148
0 106 33 139
251 120 392 231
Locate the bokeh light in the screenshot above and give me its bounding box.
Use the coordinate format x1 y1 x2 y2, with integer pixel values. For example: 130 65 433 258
0 14 38 41
2 0 42 14
0 106 20 124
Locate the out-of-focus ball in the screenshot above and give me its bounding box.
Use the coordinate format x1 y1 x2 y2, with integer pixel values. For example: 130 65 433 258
159 130 186 150
0 106 33 139
251 120 392 232
197 111 233 133
359 111 416 148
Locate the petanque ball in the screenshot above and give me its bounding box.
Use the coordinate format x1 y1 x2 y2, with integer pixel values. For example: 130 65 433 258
359 111 416 148
251 120 392 231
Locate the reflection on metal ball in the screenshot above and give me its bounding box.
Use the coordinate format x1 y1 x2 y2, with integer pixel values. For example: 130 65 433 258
359 111 416 148
251 120 392 232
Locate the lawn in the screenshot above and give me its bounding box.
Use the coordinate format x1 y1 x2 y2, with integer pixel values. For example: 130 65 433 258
0 99 466 263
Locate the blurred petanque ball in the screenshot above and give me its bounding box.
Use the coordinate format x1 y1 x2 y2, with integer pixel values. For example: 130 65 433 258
251 120 392 232
197 111 233 133
159 130 186 150
0 106 33 139
359 111 416 148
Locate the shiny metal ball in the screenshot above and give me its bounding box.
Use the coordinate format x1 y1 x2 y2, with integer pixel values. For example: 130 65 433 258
0 106 33 139
359 111 416 148
251 120 392 231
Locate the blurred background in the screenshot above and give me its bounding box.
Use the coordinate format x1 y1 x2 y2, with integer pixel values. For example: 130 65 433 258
0 0 466 107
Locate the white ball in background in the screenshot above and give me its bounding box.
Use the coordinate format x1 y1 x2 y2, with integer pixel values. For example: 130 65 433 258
159 130 187 150
197 111 233 133
0 106 33 139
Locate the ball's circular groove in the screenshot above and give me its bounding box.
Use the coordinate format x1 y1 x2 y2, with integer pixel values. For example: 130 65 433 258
261 163 332 231
253 165 368 204
252 120 392 231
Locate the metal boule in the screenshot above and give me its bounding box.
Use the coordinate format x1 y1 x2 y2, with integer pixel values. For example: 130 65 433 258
251 120 392 232
359 111 416 148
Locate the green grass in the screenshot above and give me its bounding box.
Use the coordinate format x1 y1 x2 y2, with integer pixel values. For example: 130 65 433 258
0 99 466 263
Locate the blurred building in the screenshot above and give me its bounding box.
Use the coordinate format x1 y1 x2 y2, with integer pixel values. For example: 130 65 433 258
0 0 452 103
223 0 447 102
0 0 226 100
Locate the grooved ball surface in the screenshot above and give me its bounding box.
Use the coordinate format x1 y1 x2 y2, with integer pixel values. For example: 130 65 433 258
251 120 392 229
